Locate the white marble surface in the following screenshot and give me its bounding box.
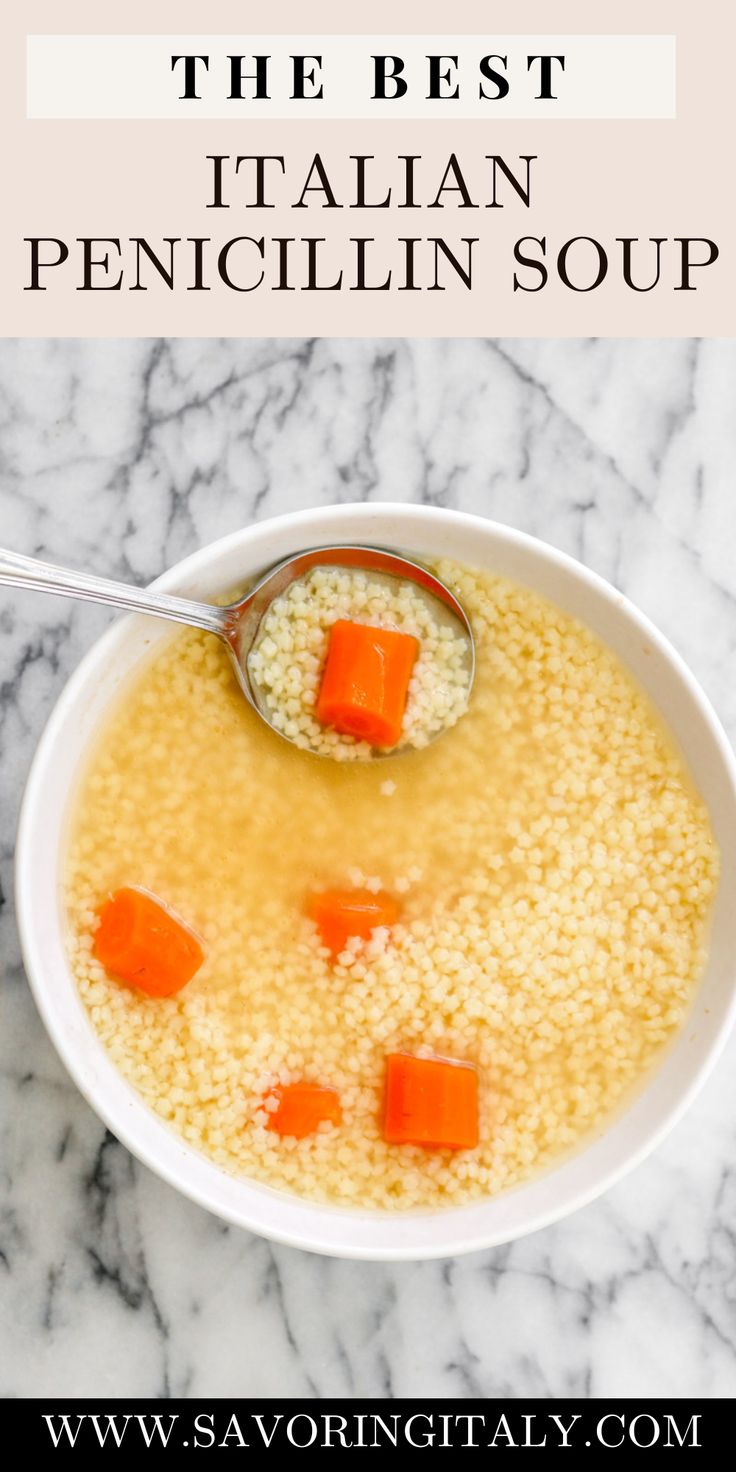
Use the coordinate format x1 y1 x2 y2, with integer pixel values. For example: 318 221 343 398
1 338 735 1398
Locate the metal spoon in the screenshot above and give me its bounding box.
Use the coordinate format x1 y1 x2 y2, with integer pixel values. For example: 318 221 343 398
0 543 475 755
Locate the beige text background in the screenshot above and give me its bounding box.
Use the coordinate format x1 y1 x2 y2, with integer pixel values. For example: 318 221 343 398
2 0 733 336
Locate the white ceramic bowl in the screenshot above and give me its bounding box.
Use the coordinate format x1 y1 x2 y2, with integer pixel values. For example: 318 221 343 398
16 504 736 1258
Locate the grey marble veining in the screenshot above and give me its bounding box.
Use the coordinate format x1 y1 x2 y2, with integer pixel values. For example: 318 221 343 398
1 338 735 1398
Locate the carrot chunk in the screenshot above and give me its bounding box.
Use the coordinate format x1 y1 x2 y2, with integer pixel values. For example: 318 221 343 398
384 1053 478 1150
308 888 400 956
93 887 204 998
316 619 419 748
265 1082 342 1139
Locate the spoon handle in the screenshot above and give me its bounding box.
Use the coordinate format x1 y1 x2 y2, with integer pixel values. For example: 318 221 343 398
0 546 230 637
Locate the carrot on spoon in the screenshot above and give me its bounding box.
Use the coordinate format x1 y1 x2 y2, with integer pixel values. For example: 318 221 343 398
265 1082 341 1139
93 886 204 998
316 619 419 748
383 1053 478 1151
308 887 400 956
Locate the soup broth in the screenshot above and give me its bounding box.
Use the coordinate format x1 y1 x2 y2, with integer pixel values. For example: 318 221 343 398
65 558 719 1210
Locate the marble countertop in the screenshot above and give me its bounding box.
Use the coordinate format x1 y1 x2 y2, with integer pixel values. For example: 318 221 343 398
1 338 735 1398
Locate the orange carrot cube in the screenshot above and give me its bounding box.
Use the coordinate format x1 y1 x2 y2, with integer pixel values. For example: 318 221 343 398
265 1082 342 1139
316 620 419 748
93 887 204 998
384 1052 478 1150
307 888 400 956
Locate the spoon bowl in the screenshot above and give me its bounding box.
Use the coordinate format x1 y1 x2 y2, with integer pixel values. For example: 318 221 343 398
0 541 475 757
225 544 475 752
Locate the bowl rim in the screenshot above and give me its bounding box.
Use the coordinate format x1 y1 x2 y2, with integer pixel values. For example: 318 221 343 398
15 503 736 1258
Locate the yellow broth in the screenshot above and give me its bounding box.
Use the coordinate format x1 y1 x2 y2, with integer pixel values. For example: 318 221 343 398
65 560 719 1209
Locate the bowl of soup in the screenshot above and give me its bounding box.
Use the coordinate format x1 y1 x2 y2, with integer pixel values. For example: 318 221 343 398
15 504 736 1257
